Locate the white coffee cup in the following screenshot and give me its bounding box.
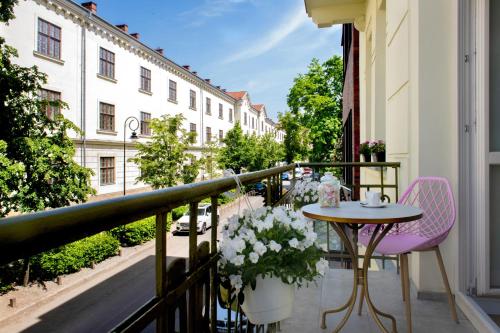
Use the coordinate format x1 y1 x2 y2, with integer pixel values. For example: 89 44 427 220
366 191 383 206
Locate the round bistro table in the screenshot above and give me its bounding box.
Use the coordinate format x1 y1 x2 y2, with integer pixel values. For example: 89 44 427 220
302 202 423 333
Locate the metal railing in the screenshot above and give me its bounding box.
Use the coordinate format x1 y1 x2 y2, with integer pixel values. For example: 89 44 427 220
0 161 400 332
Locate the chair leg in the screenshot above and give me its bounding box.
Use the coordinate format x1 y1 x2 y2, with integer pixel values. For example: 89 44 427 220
433 246 459 323
402 253 412 333
400 254 406 302
357 284 365 315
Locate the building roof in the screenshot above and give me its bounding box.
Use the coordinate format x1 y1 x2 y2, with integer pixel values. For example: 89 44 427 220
226 91 247 100
252 104 265 111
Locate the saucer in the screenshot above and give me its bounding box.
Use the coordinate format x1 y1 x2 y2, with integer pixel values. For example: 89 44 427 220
360 201 387 208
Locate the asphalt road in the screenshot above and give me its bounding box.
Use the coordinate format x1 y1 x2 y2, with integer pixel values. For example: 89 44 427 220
2 196 263 333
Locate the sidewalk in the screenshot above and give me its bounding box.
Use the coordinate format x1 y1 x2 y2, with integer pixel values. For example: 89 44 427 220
0 195 263 333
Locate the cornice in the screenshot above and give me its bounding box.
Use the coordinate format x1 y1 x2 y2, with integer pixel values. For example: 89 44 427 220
35 0 237 105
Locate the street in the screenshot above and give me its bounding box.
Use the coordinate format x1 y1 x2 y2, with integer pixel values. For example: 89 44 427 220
0 196 263 333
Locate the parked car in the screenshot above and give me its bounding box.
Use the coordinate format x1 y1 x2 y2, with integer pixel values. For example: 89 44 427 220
175 203 218 234
281 172 290 180
303 167 313 178
294 167 303 180
247 182 267 196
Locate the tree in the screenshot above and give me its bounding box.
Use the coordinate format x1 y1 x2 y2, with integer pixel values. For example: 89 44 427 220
201 137 220 179
181 156 202 184
287 55 343 162
278 111 310 163
217 122 247 174
0 0 94 217
131 114 197 188
248 133 284 171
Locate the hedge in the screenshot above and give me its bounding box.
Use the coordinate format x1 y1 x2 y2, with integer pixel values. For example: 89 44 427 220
30 232 120 280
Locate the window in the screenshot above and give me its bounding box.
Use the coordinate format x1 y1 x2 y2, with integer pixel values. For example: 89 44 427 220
99 102 115 131
206 97 211 115
190 123 197 135
140 112 151 136
261 121 264 131
39 88 61 120
37 18 61 59
206 127 212 143
244 113 247 125
190 90 196 110
99 47 115 79
251 117 254 129
100 157 115 185
219 130 223 141
140 67 151 92
219 104 223 119
229 108 233 122
169 80 177 101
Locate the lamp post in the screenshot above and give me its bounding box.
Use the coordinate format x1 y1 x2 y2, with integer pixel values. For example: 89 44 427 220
123 116 139 196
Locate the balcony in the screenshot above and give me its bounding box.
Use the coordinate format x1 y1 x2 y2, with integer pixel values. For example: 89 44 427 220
0 163 476 332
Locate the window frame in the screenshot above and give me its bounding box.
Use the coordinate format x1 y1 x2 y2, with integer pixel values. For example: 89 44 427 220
99 156 116 186
206 97 211 115
218 103 223 119
190 90 197 110
229 108 233 123
99 47 115 79
140 111 152 136
140 66 151 92
99 102 115 132
169 79 177 102
206 126 212 143
219 129 223 141
37 18 61 59
39 88 61 120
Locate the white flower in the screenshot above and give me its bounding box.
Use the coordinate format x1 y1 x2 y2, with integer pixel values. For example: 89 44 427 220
231 254 245 266
316 258 329 276
229 274 243 290
288 238 299 249
253 241 267 256
269 240 282 252
249 252 259 263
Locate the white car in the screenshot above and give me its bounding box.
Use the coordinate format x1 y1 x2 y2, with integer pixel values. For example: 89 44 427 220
294 167 304 180
176 203 218 234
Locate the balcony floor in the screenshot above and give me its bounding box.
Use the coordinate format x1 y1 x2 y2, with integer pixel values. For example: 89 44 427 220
280 266 478 333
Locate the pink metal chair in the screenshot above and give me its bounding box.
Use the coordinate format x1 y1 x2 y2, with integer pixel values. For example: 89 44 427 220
358 177 459 333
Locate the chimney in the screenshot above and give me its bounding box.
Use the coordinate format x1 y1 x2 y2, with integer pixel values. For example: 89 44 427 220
205 79 211 84
222 89 227 92
130 33 140 40
183 65 190 71
116 24 128 33
155 48 164 55
192 71 198 76
216 85 221 89
81 1 97 13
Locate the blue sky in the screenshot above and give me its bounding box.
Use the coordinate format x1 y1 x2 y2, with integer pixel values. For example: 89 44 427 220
92 0 341 121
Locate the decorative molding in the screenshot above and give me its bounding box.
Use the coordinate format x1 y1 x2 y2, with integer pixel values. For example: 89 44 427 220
354 15 366 32
96 130 118 136
138 88 153 96
96 73 117 83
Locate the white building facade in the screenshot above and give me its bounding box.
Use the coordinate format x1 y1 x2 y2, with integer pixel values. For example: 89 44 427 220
0 0 282 196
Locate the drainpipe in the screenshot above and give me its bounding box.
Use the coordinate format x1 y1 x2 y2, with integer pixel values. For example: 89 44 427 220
200 86 204 147
80 18 88 167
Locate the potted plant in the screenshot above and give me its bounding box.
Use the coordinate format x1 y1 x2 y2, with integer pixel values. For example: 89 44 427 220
371 140 386 162
292 178 320 210
359 141 371 162
218 206 328 325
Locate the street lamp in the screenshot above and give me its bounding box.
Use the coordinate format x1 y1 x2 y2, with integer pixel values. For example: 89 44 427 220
123 116 139 196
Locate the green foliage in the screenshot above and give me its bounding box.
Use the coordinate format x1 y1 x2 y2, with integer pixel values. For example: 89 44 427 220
30 233 119 280
286 55 344 162
131 114 197 188
218 123 284 173
202 137 221 179
181 156 202 184
172 205 189 221
0 5 94 216
359 141 371 155
110 217 156 246
278 112 310 164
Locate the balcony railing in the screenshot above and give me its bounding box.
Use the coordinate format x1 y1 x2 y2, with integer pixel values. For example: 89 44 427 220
0 162 399 333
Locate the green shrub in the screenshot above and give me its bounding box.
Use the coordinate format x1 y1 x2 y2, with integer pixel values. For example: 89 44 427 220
172 205 188 221
110 216 156 246
31 232 119 280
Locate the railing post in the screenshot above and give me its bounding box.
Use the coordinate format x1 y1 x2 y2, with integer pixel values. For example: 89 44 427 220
266 176 272 206
210 196 218 333
188 202 199 333
155 211 168 333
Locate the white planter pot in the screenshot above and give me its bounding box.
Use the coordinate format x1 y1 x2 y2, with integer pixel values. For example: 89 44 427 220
240 275 295 325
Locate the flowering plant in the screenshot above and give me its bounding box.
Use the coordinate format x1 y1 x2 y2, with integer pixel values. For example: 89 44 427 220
359 141 371 155
218 206 328 297
370 139 386 153
292 178 320 209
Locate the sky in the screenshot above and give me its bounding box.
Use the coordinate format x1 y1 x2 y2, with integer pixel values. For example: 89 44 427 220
91 0 342 121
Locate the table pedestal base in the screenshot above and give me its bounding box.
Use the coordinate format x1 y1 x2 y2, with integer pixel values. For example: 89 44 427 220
321 223 397 333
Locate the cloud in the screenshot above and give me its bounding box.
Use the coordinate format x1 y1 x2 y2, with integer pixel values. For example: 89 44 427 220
222 3 308 64
179 0 254 27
